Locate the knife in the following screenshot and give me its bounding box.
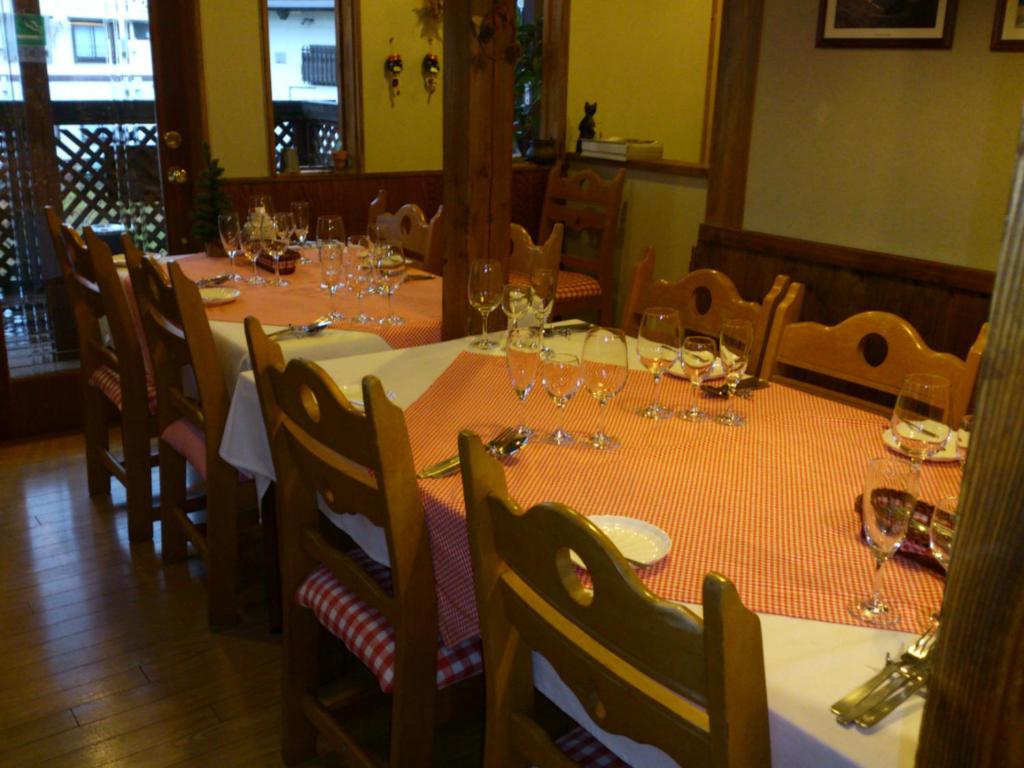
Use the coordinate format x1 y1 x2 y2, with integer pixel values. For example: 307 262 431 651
403 273 437 282
196 274 231 288
543 322 593 337
854 664 931 728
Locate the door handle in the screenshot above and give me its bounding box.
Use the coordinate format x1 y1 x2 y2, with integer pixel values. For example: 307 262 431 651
166 167 188 184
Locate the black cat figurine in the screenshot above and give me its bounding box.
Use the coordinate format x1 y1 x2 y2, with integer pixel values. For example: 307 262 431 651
576 101 597 153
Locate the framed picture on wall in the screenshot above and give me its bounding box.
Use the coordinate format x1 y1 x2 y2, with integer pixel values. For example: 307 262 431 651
992 0 1024 50
816 0 958 49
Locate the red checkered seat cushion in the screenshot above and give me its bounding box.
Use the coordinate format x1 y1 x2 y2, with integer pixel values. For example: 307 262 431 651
556 270 601 302
554 726 629 767
295 549 483 695
87 365 157 415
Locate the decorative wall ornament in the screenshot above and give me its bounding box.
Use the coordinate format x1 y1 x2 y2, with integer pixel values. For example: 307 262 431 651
992 0 1024 51
385 39 403 102
816 0 958 49
422 47 440 100
416 0 444 40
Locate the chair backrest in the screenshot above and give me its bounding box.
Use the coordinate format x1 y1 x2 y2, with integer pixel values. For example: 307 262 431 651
621 248 792 376
246 317 441 735
539 164 625 319
59 224 109 377
373 197 444 275
761 284 985 425
459 430 771 768
508 222 563 279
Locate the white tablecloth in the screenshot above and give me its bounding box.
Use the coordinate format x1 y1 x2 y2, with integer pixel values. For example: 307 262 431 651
219 332 925 767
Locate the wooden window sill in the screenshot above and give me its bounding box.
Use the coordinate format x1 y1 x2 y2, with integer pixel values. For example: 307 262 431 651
571 153 709 178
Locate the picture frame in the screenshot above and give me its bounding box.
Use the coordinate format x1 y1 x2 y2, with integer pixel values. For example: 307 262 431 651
992 0 1024 51
816 0 958 49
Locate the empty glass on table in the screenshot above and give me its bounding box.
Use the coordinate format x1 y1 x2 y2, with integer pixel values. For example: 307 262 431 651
217 212 242 282
582 327 629 450
636 307 681 420
851 457 920 626
506 326 542 439
239 221 266 286
320 241 346 321
468 260 503 350
529 268 556 338
501 283 530 332
679 335 717 421
266 212 294 286
376 243 406 325
540 352 581 445
890 374 952 467
717 319 754 427
350 240 377 324
291 201 312 264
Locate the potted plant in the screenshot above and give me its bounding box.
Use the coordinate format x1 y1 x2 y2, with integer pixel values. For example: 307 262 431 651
191 142 231 257
514 13 553 162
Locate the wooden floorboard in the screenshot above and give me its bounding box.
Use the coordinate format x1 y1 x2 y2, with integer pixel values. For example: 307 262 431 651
0 431 482 767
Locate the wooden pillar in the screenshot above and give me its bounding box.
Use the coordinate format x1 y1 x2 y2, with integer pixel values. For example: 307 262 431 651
540 0 569 152
704 0 764 228
441 0 515 340
915 116 1024 764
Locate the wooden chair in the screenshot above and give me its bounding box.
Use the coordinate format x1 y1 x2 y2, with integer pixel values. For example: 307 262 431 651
539 164 626 325
244 317 483 766
458 430 772 768
761 282 988 425
508 222 564 280
621 247 792 376
369 188 444 275
127 244 260 625
59 224 158 542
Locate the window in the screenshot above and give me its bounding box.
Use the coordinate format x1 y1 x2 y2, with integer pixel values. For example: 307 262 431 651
130 21 150 41
71 19 115 64
261 0 360 172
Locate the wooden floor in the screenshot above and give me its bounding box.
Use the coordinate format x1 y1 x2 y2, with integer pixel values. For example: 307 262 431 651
0 432 309 767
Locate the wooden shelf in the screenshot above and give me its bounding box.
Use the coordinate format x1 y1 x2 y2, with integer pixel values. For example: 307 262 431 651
571 153 709 178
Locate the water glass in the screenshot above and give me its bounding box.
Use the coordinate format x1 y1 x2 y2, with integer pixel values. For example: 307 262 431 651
217 212 242 282
582 327 629 450
266 212 293 286
468 260 503 350
890 374 952 466
239 221 266 286
540 352 581 445
636 307 681 420
717 319 754 427
679 335 717 421
351 241 377 324
506 326 542 439
291 201 312 264
851 457 920 626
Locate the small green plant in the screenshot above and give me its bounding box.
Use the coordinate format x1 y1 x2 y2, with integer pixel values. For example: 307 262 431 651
513 12 542 157
191 143 231 245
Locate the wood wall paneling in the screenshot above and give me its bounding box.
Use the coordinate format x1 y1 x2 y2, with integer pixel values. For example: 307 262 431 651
691 224 993 359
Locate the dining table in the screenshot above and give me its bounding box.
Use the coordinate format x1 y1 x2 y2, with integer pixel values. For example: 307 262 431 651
219 328 960 767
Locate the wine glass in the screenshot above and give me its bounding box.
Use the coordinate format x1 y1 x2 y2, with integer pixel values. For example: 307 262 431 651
716 319 754 427
679 335 717 421
217 212 242 282
376 243 406 325
350 240 377 324
266 212 293 286
468 260 503 350
506 326 542 439
890 374 952 467
239 221 266 286
930 496 957 572
529 268 556 335
501 283 530 332
851 457 920 626
248 194 273 218
636 307 681 420
291 201 312 264
540 352 581 445
316 214 346 246
320 240 345 321
582 327 629 450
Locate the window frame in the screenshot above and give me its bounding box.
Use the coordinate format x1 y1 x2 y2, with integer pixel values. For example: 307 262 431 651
258 0 363 175
70 19 115 64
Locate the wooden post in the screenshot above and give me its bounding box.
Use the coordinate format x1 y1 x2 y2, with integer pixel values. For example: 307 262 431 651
915 115 1024 764
540 0 569 152
441 0 515 340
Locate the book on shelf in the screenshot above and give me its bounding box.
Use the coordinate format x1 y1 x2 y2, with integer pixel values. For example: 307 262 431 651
579 138 664 161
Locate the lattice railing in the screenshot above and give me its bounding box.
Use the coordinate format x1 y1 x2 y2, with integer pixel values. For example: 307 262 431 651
272 100 340 170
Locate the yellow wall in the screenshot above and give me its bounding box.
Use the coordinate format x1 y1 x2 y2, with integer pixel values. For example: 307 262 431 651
198 0 442 177
566 1 714 162
746 0 1024 271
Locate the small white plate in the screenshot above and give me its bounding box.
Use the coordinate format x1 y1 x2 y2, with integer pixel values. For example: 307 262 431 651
572 515 671 568
666 357 725 382
882 427 958 463
339 383 398 412
199 286 241 306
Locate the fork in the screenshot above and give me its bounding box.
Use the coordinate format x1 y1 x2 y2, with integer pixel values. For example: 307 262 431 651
417 427 519 479
832 622 937 723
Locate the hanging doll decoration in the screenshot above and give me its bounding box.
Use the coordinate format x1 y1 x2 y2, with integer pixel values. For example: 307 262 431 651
422 46 440 101
385 39 403 103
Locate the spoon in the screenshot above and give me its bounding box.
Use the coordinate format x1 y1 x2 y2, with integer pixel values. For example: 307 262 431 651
418 427 523 479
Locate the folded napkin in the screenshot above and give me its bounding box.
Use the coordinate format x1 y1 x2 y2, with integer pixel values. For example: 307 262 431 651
854 494 943 574
256 250 299 274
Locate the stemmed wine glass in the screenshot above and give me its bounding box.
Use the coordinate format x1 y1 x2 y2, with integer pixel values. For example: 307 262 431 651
851 457 920 626
501 283 530 332
890 374 952 467
717 319 753 427
529 268 556 337
376 243 406 325
316 215 346 287
320 241 345 322
239 221 266 286
347 235 376 324
506 326 542 439
582 327 629 450
636 307 681 420
468 260 503 350
217 212 242 282
930 497 958 572
291 201 311 264
679 335 717 421
540 352 581 445
266 212 294 286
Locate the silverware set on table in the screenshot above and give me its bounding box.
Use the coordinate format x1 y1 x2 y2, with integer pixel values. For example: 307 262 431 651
417 426 527 479
266 316 333 340
831 622 938 728
195 273 232 288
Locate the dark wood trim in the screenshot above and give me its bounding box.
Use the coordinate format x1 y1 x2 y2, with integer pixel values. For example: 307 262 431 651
339 0 364 171
700 0 722 165
540 0 569 151
571 154 709 179
991 0 1024 52
704 0 764 228
257 0 276 175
